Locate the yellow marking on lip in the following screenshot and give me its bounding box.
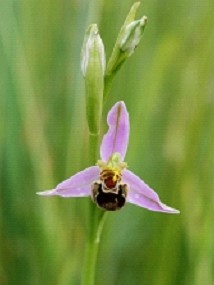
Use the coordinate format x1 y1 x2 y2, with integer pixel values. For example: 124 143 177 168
112 169 120 182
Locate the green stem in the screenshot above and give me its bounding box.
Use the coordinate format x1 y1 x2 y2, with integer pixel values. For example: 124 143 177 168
81 210 108 285
81 0 105 276
81 133 108 285
88 133 99 165
103 75 114 101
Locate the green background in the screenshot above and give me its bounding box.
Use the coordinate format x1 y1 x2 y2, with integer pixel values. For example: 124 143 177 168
1 0 214 284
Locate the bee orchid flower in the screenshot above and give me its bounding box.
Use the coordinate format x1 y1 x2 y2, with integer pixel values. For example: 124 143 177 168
37 101 179 213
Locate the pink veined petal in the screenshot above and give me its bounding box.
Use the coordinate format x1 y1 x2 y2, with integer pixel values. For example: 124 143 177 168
123 169 180 214
37 166 100 198
100 101 130 162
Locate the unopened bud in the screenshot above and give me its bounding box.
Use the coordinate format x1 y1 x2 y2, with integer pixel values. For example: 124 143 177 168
81 24 106 134
104 2 147 99
120 16 147 56
81 24 106 77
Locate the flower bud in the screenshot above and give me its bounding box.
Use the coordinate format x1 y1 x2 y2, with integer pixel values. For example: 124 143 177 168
81 24 106 134
81 24 106 77
120 16 147 56
104 2 147 99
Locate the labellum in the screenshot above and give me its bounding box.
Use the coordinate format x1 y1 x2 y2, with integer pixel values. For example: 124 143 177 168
91 169 127 211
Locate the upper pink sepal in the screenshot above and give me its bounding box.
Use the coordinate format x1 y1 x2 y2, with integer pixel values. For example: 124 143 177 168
100 101 130 162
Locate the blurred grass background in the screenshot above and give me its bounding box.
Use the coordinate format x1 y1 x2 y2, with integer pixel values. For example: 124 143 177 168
1 0 214 284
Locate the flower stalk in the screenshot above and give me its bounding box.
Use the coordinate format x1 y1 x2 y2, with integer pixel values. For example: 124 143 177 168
81 23 106 285
81 209 108 285
83 133 100 285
